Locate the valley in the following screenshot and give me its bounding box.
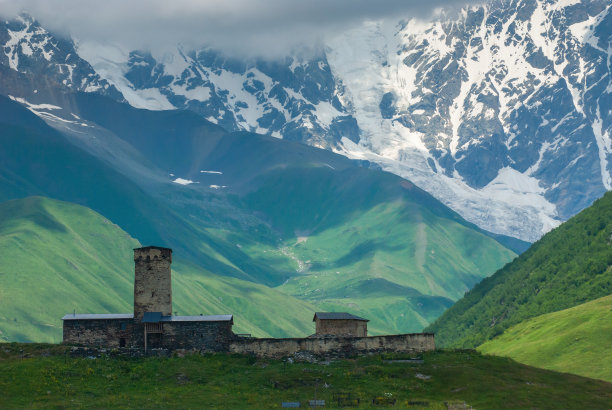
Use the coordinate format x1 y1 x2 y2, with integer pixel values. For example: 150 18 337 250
0 92 516 342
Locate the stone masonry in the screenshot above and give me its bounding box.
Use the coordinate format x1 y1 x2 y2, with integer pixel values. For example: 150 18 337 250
314 312 368 337
230 333 436 359
133 247 172 321
63 315 133 349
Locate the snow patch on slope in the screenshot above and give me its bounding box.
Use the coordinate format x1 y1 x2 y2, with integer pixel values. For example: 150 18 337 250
173 178 197 185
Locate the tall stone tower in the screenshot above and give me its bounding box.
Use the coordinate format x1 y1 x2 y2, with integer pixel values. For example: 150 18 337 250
133 246 172 321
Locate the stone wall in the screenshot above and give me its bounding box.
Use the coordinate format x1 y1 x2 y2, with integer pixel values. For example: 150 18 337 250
229 333 435 359
63 319 134 348
315 319 367 337
131 321 236 352
63 319 235 352
133 247 173 320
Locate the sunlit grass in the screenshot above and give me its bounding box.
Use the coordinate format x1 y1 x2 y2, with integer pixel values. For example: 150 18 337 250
479 294 612 383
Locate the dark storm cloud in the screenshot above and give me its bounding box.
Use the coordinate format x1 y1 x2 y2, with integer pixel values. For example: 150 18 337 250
0 0 477 56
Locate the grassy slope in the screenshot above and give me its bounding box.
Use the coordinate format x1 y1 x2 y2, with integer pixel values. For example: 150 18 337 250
426 191 612 347
0 196 139 342
0 197 320 342
244 167 516 333
1 346 611 409
478 294 612 383
0 96 295 287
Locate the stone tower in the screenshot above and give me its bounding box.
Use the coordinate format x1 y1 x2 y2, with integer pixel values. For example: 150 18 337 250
133 246 172 321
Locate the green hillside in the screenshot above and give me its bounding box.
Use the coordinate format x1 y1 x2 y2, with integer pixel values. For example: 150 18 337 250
426 191 612 348
0 196 141 342
478 294 612 383
0 94 520 338
2 346 612 409
0 196 320 342
260 173 516 331
171 164 516 333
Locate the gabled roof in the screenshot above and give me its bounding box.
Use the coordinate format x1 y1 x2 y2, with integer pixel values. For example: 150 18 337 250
62 313 133 321
61 313 234 323
313 312 369 322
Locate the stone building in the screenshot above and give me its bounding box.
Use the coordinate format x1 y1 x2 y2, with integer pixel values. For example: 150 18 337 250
313 312 369 337
62 246 235 351
62 246 435 356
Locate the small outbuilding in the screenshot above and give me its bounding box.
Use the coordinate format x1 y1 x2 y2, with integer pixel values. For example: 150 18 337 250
313 312 369 337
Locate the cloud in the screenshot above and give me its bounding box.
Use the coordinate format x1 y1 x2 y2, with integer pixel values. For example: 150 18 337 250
0 0 476 57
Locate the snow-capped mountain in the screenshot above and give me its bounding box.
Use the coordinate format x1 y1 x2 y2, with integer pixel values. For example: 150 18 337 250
1 0 610 242
0 14 122 100
75 42 360 148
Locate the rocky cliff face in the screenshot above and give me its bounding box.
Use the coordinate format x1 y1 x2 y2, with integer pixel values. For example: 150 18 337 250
75 43 360 149
1 0 610 242
0 14 122 100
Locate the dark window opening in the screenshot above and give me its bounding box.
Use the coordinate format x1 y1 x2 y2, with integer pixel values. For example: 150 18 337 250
119 338 126 348
120 322 127 330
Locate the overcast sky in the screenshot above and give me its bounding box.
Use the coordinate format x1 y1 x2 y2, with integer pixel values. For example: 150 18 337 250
0 0 476 57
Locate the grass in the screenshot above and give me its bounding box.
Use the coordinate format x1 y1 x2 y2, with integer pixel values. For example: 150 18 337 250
0 196 140 343
478 294 612 383
1 344 611 409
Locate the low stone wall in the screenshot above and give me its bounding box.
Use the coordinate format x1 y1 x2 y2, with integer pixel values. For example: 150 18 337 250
229 333 435 359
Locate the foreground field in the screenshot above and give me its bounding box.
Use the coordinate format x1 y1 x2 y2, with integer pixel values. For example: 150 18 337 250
1 344 611 409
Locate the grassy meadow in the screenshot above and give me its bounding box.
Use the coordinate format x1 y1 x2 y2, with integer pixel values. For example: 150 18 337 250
479 294 612 383
2 344 612 409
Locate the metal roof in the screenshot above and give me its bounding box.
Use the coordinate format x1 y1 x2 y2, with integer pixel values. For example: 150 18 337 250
142 312 163 323
134 245 172 252
162 315 233 323
62 313 133 321
62 313 233 323
313 312 369 322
